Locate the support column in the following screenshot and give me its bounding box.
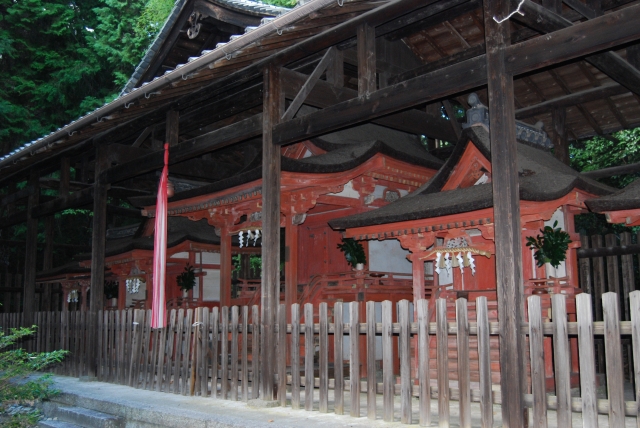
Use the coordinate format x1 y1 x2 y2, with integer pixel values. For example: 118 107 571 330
409 254 425 302
220 227 232 308
118 279 126 310
86 146 109 379
484 0 526 425
23 169 40 326
552 108 569 165
284 215 299 318
42 217 54 311
261 63 282 401
357 23 376 97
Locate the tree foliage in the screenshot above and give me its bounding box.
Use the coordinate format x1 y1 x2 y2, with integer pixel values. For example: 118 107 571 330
0 0 174 154
570 128 640 189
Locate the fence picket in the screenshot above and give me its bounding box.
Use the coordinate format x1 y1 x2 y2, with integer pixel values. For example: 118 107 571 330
118 310 126 385
140 310 152 390
476 297 493 428
382 300 394 423
251 305 260 399
349 301 360 418
334 302 344 415
172 309 185 394
242 306 249 402
366 301 376 420
231 306 239 401
576 294 598 428
398 299 411 425
319 302 328 413
291 303 300 410
149 320 160 391
163 310 176 393
436 298 450 426
220 307 229 399
128 309 144 387
109 311 117 383
528 295 547 428
552 294 571 427
277 304 286 405
603 292 625 427
417 299 430 427
630 291 640 428
181 309 194 396
456 298 470 428
305 303 314 411
210 307 219 398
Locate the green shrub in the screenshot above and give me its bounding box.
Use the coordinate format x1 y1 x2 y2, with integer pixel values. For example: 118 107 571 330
0 326 68 427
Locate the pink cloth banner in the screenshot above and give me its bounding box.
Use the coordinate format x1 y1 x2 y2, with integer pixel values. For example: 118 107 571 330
151 143 169 328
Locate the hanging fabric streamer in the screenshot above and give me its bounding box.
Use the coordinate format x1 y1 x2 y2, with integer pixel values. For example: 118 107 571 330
151 143 169 328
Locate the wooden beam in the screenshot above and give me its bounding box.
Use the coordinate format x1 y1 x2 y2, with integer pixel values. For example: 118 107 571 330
563 0 598 18
132 126 153 148
106 204 142 217
87 146 109 378
484 0 526 424
31 187 94 218
515 0 640 96
582 161 640 179
22 169 40 326
0 211 28 229
272 5 640 146
357 23 377 97
280 68 457 141
261 64 282 401
0 186 34 206
384 0 480 41
102 114 262 184
282 48 335 121
514 83 627 118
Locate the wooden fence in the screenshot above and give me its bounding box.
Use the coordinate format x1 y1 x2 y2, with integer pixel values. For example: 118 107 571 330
578 231 639 380
2 292 639 426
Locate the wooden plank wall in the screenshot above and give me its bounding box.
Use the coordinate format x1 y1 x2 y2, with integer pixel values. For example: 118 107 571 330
2 294 640 425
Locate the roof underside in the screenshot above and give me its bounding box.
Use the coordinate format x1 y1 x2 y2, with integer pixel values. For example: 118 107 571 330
1 0 639 231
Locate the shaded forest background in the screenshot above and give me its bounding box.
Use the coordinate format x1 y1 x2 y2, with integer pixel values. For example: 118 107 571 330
0 0 638 274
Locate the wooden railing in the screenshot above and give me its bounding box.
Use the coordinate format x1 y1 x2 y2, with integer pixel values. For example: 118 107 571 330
1 292 639 425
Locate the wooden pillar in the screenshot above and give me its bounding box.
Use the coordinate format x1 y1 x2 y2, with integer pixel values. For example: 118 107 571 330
284 215 299 317
552 108 569 165
409 254 425 302
87 146 109 378
357 23 376 97
118 279 126 310
23 169 40 326
483 0 526 425
220 227 232 308
42 217 54 311
261 63 282 401
166 110 180 146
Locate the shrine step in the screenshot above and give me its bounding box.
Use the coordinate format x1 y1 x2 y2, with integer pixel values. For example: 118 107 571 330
46 407 123 428
38 420 84 428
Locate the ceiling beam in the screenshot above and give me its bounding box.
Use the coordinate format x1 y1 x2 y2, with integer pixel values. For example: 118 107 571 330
514 83 627 118
281 68 457 140
272 4 640 146
515 0 640 96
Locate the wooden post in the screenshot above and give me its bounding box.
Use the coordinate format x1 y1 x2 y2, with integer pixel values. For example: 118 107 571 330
261 63 282 401
552 108 569 165
87 146 109 378
219 227 232 308
284 214 298 317
410 254 425 302
23 169 40 326
483 0 526 424
42 216 54 311
166 111 179 147
357 23 376 97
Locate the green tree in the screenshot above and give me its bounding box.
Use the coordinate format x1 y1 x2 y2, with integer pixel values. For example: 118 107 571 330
570 128 640 189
